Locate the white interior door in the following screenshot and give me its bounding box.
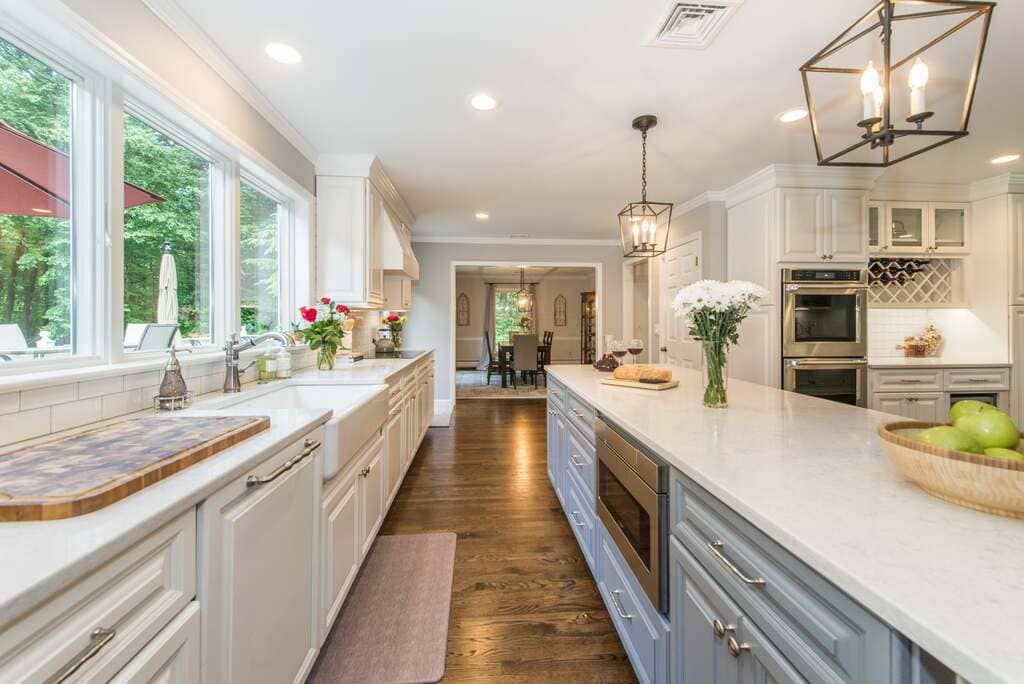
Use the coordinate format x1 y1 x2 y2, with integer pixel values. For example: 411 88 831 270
659 235 702 368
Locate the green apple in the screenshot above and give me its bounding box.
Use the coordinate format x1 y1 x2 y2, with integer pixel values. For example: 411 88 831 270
949 399 999 423
983 447 1024 462
954 411 1021 450
915 426 983 454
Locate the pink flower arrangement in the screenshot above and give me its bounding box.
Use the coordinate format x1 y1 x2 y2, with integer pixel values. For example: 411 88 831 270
295 297 352 370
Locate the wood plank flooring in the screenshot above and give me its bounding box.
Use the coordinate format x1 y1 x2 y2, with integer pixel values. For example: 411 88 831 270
380 400 637 682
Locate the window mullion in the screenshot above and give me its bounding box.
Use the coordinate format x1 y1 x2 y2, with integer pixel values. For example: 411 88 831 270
107 84 126 364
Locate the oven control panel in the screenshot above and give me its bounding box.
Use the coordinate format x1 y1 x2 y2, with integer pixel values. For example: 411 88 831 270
785 269 866 283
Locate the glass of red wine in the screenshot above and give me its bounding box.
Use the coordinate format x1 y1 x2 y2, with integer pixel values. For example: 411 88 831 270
628 338 644 364
610 340 628 365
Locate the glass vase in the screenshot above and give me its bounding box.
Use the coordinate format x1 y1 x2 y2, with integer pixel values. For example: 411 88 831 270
317 345 337 371
701 340 729 408
391 332 401 351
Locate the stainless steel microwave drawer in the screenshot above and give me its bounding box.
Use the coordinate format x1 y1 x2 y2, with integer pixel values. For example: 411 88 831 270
670 470 896 684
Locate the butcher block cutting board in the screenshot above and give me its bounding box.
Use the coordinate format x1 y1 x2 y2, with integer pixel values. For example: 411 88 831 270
600 378 679 391
0 415 270 521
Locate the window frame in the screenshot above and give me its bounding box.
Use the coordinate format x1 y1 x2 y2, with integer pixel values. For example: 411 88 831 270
238 171 289 335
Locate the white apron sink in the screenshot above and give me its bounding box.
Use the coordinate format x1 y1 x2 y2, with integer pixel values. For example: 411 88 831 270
213 384 389 480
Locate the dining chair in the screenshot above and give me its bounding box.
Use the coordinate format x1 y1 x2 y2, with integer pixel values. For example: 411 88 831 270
543 330 554 348
537 341 552 386
513 334 539 388
483 330 502 385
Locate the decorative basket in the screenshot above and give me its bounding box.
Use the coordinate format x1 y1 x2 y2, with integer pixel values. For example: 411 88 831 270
878 421 1024 519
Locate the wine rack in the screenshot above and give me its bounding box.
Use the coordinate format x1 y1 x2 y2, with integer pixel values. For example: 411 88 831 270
868 258 964 307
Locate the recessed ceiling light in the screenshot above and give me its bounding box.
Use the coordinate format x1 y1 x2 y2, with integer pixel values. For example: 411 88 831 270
474 211 489 220
265 43 302 65
778 108 808 123
991 153 1020 165
469 93 498 111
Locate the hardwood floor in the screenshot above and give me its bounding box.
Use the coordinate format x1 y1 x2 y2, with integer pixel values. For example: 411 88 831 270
380 400 637 682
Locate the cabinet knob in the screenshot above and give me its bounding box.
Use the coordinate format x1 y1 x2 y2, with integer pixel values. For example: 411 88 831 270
712 619 735 638
726 636 751 658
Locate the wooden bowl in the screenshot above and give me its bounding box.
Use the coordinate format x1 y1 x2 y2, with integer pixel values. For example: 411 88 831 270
877 421 1024 519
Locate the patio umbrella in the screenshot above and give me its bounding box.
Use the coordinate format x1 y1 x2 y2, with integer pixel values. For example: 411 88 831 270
0 120 164 218
157 241 178 325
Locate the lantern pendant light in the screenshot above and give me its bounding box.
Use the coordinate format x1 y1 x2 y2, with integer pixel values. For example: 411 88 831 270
800 0 995 168
618 115 673 258
515 267 531 312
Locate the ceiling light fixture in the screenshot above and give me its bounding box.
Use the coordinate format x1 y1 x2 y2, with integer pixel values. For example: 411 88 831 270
474 211 489 220
515 267 532 312
991 154 1020 165
778 108 808 123
469 93 498 111
265 42 302 65
618 115 673 259
800 0 995 167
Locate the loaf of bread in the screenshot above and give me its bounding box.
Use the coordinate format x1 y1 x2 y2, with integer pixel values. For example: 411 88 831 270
612 365 672 382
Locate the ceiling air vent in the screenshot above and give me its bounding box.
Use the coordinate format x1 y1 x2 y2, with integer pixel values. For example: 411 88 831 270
646 0 744 50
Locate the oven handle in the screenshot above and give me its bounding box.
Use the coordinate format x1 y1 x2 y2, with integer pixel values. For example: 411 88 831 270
786 358 868 368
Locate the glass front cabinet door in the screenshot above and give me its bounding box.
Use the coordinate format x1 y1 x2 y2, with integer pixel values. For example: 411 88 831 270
885 203 926 253
868 202 883 252
930 203 970 254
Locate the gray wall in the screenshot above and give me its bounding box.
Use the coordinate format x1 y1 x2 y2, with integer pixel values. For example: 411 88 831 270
408 242 624 402
668 201 727 281
60 0 315 192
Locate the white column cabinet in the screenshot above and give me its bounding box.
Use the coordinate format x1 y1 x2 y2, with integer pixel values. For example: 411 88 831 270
383 276 412 311
200 434 322 684
320 467 361 636
777 188 868 263
359 435 386 557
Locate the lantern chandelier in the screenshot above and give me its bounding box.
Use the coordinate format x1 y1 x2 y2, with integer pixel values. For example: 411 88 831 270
800 0 996 167
618 115 673 258
515 267 531 312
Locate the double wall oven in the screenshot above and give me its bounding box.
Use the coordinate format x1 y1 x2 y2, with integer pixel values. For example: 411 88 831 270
595 417 669 614
781 268 868 407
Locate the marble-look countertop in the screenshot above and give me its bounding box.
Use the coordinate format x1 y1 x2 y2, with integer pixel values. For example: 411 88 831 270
547 364 1024 684
868 357 1010 369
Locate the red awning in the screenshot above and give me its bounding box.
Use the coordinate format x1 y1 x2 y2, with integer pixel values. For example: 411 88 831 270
0 120 164 219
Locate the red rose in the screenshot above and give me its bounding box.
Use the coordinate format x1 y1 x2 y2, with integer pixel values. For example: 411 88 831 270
387 314 400 322
300 307 317 323
336 304 350 314
320 297 331 305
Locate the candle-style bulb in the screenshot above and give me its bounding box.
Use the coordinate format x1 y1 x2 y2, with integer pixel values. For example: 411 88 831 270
861 61 880 95
908 58 929 89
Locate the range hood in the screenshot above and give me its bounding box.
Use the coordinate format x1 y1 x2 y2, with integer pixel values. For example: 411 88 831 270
380 205 419 280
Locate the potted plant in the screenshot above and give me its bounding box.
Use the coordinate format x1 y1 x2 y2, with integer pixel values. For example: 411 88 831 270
385 313 407 350
295 297 351 370
672 280 768 408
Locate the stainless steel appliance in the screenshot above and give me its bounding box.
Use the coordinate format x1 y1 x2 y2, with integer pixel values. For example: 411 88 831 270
782 268 867 359
595 416 669 614
782 268 869 407
783 358 868 407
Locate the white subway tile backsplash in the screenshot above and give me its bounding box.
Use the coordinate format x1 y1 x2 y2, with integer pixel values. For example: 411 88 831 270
20 383 78 411
52 398 103 432
124 370 161 391
0 407 50 444
0 392 18 416
101 389 143 420
79 376 124 399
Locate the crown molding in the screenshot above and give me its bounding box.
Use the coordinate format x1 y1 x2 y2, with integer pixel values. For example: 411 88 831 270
871 180 970 202
141 0 318 164
315 154 416 225
969 172 1024 201
724 164 882 208
412 236 621 247
675 190 727 216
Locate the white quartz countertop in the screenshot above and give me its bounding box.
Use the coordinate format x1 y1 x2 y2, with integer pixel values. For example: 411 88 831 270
547 364 1024 684
868 357 1010 369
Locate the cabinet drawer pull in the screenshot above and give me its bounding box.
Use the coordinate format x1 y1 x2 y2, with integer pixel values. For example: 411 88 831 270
571 511 585 527
569 454 585 467
964 378 990 384
712 619 735 638
570 407 584 418
247 438 320 488
897 378 924 383
726 636 751 658
610 590 633 621
707 540 766 587
46 627 116 684
551 389 561 397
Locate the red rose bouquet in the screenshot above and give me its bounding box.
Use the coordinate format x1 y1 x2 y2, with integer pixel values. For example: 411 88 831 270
385 313 407 350
296 297 351 370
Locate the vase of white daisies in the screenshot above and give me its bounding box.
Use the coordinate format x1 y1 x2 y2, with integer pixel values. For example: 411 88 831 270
672 280 769 408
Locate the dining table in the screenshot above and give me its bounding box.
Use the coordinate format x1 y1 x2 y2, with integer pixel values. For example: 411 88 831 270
497 343 551 388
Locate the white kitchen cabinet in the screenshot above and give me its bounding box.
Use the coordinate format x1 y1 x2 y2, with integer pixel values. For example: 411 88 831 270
200 432 322 684
777 188 868 263
359 433 386 557
109 602 200 684
1013 308 1024 427
383 275 412 310
316 176 384 308
1011 196 1024 306
874 201 970 255
868 201 883 251
385 407 404 506
871 392 945 421
320 465 361 638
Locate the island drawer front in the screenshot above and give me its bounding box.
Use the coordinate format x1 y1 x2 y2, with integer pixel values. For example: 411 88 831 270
547 377 567 411
870 369 942 392
0 509 196 684
597 523 670 684
944 367 1010 391
565 418 596 500
565 392 597 443
564 468 596 571
671 472 895 684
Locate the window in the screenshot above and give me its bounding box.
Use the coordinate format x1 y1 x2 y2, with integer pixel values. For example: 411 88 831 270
0 36 74 364
494 288 534 346
239 179 281 335
122 112 213 350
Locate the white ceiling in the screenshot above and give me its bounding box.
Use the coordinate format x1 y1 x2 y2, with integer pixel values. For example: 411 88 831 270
167 0 1023 239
